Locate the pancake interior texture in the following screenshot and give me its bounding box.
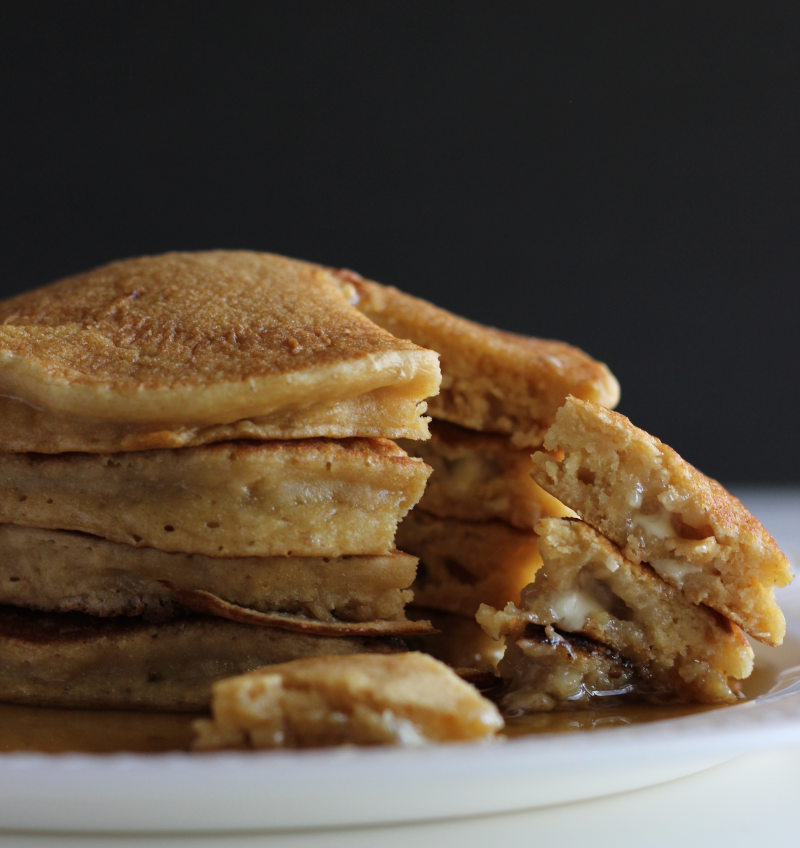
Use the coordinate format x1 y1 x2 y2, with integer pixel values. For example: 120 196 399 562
478 518 754 706
0 438 429 558
398 420 571 530
0 251 440 452
192 652 503 749
397 510 543 617
531 397 792 645
0 525 419 624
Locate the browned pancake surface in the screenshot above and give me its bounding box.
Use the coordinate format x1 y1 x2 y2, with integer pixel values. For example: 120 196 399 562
0 251 440 450
337 271 619 447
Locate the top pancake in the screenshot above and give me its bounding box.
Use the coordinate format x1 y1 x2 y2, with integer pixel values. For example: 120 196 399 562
0 251 441 452
335 270 620 447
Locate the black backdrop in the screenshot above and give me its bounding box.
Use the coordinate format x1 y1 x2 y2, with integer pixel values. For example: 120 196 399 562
2 3 799 482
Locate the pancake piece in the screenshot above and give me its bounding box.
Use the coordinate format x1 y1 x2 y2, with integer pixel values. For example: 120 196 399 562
192 652 503 749
496 626 639 713
0 438 430 557
335 270 619 447
478 518 754 705
397 510 542 617
0 606 398 711
399 420 570 529
0 525 419 624
0 251 440 453
531 397 792 645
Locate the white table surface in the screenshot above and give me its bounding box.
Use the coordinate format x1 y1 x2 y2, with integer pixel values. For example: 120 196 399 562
1 487 798 848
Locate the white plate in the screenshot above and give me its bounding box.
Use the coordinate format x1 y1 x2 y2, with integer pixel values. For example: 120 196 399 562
1 488 798 834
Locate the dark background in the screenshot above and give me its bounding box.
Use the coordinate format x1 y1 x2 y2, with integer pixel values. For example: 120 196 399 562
2 3 798 483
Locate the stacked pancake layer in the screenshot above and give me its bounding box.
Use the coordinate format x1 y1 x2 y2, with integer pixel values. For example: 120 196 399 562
0 251 440 710
344 272 620 619
478 397 792 710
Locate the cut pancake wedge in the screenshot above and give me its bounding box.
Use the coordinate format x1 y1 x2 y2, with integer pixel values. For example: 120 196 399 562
531 397 792 644
478 518 754 705
337 270 619 447
193 652 503 750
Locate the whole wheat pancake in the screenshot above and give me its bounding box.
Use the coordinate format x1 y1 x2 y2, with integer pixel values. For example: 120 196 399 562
0 525 420 625
396 510 542 617
0 438 429 558
0 251 440 453
478 518 754 704
334 270 620 447
0 606 399 711
192 652 503 749
399 420 570 529
531 397 792 645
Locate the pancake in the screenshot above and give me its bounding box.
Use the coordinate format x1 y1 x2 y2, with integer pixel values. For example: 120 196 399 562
531 397 792 645
477 518 754 704
192 652 504 749
399 420 570 529
0 606 399 711
334 269 620 447
0 251 441 453
0 438 430 558
396 510 542 617
495 625 639 713
0 525 420 624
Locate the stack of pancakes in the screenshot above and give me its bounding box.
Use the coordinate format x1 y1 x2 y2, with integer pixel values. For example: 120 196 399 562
0 251 441 710
477 397 793 708
336 272 620 618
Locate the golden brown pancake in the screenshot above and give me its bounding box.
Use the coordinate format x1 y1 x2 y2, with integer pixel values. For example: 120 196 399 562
399 420 570 529
0 438 430 558
0 606 400 711
0 251 441 453
531 397 792 645
335 270 620 447
192 652 503 749
397 510 542 617
0 525 421 625
478 518 754 705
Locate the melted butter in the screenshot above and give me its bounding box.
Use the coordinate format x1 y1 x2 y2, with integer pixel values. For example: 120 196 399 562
650 557 701 585
633 512 674 539
550 590 605 631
